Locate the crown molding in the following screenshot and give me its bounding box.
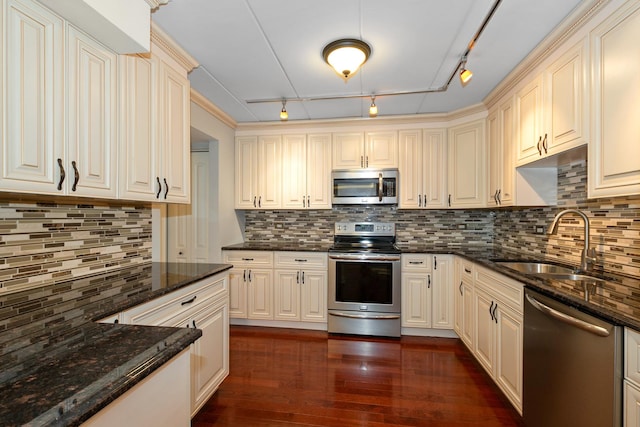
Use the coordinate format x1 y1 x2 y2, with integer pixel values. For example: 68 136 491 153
484 0 611 108
150 21 199 72
145 0 169 10
191 89 237 129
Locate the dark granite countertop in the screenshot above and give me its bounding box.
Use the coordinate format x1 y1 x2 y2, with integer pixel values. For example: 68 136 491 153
223 241 333 252
0 262 232 426
224 241 640 330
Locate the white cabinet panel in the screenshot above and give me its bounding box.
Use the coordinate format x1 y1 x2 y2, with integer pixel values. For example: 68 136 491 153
448 120 486 208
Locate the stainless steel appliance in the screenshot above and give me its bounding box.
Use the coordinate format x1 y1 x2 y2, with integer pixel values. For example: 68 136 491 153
331 169 398 205
328 222 401 337
523 288 622 427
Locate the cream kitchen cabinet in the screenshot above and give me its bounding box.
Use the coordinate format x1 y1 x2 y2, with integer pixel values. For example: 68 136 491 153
589 1 640 198
119 25 194 203
515 39 588 166
624 328 640 426
398 129 447 209
118 271 230 417
273 251 328 323
472 266 524 414
401 254 453 332
453 257 475 349
1 0 117 198
486 98 515 207
447 120 486 208
234 135 282 209
332 131 398 169
281 133 332 209
223 250 274 320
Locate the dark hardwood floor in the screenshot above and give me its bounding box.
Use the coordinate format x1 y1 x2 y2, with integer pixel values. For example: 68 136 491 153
192 326 524 426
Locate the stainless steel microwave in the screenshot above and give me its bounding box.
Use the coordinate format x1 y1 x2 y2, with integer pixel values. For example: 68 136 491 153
331 169 398 205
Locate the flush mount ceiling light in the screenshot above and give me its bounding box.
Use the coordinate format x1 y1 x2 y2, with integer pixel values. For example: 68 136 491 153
459 55 473 86
322 38 371 81
280 100 288 121
369 96 378 117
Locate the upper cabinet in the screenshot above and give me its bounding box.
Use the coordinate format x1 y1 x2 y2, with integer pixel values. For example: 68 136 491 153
398 129 447 209
515 39 588 166
234 135 281 209
588 1 640 198
487 97 515 207
332 131 397 169
119 23 196 203
447 120 486 208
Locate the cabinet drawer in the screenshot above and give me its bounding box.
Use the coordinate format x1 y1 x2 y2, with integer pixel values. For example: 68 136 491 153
475 266 523 312
459 258 475 282
122 275 228 326
274 251 327 269
402 254 432 271
626 328 640 386
223 250 273 266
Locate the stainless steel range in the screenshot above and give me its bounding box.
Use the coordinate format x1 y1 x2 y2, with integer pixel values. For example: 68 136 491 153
327 222 401 337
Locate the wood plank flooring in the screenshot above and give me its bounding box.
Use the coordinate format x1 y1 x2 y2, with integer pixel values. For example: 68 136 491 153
192 326 524 427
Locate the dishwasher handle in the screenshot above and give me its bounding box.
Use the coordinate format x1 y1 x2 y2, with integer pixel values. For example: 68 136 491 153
525 293 610 337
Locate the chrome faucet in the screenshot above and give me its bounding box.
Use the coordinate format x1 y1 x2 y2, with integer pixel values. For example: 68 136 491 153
547 209 596 272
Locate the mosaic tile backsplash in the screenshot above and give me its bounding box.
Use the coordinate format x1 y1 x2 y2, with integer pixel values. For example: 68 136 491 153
245 160 639 278
0 200 152 293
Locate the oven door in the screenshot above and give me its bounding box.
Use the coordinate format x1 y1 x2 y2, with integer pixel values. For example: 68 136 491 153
328 253 401 314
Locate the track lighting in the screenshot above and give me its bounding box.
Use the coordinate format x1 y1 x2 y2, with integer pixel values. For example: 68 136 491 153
369 96 378 117
280 100 288 121
459 56 473 86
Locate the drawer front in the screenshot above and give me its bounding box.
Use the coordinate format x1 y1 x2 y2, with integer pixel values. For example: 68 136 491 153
475 266 523 312
459 258 474 282
122 275 228 326
401 254 432 271
274 251 327 270
222 250 273 266
626 328 640 386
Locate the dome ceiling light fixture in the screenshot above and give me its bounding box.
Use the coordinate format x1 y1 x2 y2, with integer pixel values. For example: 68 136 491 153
322 38 371 81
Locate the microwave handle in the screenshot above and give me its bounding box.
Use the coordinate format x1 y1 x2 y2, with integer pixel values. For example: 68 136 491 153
378 173 383 202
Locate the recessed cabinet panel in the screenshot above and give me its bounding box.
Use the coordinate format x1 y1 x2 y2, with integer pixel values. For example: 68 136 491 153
448 121 486 208
332 132 364 169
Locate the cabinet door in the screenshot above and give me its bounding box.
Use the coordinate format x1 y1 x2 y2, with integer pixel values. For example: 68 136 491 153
365 131 398 169
332 132 364 169
191 298 229 416
66 25 117 198
432 255 453 329
235 136 259 209
422 129 447 209
624 380 640 427
515 75 543 164
300 270 327 322
487 109 501 206
227 268 247 318
473 288 495 375
247 268 273 319
448 120 486 208
159 58 190 203
274 269 300 321
499 99 515 205
461 279 475 348
306 133 332 209
589 2 640 198
401 273 430 328
495 302 523 413
281 134 307 209
257 135 281 209
1 0 64 194
398 130 422 208
119 54 159 201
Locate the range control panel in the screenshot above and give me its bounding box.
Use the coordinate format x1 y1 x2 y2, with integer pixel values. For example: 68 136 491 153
334 222 395 237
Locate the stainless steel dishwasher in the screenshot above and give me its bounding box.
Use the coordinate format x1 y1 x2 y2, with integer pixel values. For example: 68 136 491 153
523 288 622 427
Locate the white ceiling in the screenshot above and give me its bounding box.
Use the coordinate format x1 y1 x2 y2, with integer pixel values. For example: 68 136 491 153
151 0 583 123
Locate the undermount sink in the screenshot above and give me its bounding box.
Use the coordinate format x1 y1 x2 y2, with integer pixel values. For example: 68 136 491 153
494 261 605 283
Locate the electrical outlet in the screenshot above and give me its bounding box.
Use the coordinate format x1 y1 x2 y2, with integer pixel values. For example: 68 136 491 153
534 226 545 234
457 224 467 230
274 223 284 229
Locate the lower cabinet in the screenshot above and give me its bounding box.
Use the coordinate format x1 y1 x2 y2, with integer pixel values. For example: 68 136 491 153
401 254 454 333
454 258 524 415
223 251 274 320
84 348 191 427
118 272 229 417
625 328 640 426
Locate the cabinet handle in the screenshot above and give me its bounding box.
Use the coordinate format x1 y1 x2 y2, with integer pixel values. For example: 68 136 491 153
114 318 119 324
192 320 197 329
294 259 308 262
243 269 247 281
536 136 542 155
156 177 162 198
163 178 169 199
427 274 431 289
57 158 66 191
489 301 495 321
258 196 262 208
493 189 498 205
248 270 252 282
301 271 305 284
360 155 364 168
448 194 451 207
464 268 471 274
303 196 306 208
434 256 437 270
242 258 254 261
492 303 498 324
71 161 79 192
408 261 423 265
307 195 310 208
365 156 369 168
418 194 422 207
253 196 257 208
423 194 427 206
542 133 548 154
297 271 300 284
459 281 463 296
181 296 197 306
497 189 501 205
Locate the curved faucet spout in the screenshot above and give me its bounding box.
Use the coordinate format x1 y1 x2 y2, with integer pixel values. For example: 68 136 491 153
547 209 595 272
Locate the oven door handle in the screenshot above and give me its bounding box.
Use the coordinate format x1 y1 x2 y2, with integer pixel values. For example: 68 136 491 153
329 311 401 320
329 254 400 262
378 172 383 202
